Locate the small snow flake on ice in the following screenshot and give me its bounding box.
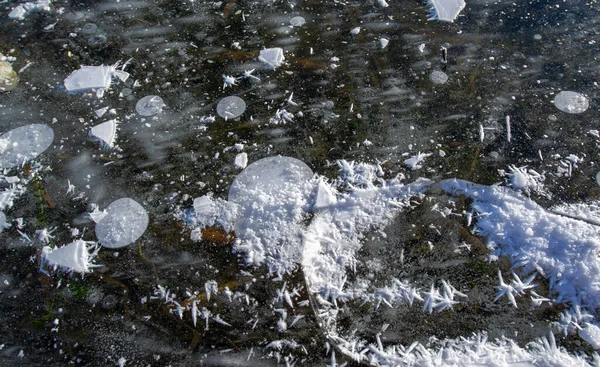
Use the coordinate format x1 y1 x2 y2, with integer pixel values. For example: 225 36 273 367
403 152 432 170
222 74 238 89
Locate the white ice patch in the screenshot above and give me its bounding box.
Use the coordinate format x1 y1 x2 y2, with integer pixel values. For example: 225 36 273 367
0 124 54 170
42 239 100 275
228 156 313 275
90 119 118 149
440 179 600 308
234 152 248 169
95 198 148 248
8 0 52 20
403 152 432 170
258 48 285 69
64 63 129 96
426 0 466 22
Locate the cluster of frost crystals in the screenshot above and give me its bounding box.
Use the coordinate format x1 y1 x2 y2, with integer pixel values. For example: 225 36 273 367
269 109 294 125
501 165 547 196
186 194 238 239
439 179 600 309
41 239 100 276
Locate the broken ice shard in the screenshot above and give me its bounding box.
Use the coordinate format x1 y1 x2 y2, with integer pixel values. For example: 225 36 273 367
95 198 149 248
258 48 285 69
426 0 466 22
136 95 165 116
553 91 589 114
0 124 54 170
64 64 129 94
217 96 246 120
90 119 118 148
42 239 99 275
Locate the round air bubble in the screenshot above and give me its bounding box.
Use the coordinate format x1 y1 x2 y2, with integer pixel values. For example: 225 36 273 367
290 16 306 27
553 91 589 114
95 198 149 248
136 95 165 116
217 96 246 120
81 23 98 35
429 70 448 84
0 124 54 170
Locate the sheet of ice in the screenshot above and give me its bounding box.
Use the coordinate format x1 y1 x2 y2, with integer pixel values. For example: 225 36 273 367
135 95 165 116
426 0 466 22
42 239 100 275
95 198 149 248
553 91 589 114
0 124 54 170
228 156 313 275
258 48 285 69
90 119 118 148
439 179 600 308
8 0 52 20
216 96 246 120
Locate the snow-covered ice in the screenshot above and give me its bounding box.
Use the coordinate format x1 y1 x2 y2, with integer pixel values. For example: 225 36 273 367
95 198 149 248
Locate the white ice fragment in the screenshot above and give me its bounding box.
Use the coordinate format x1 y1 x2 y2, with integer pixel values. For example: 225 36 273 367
42 239 100 275
222 74 238 89
290 16 305 27
403 152 432 170
553 91 589 114
0 124 54 170
426 0 466 22
8 0 52 20
429 70 448 84
193 195 215 217
64 64 127 93
350 27 361 35
579 323 600 349
379 38 389 49
136 95 165 116
95 106 109 118
313 180 337 210
88 204 108 223
90 119 118 148
216 96 246 120
95 198 149 248
234 152 248 169
258 48 285 69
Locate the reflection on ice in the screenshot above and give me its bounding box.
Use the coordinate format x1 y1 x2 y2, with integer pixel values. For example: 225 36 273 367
95 198 148 248
0 124 54 170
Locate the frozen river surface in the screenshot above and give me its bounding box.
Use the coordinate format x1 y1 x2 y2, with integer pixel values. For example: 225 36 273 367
1 0 600 366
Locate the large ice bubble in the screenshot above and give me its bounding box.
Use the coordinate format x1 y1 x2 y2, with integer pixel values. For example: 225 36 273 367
136 95 165 116
0 124 54 170
95 198 149 248
217 96 246 120
553 91 589 114
229 156 314 274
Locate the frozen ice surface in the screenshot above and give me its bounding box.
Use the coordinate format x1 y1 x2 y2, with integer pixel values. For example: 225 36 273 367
289 16 305 27
553 91 589 114
42 239 100 275
95 198 149 248
135 95 165 116
258 48 285 69
426 0 466 22
216 96 246 120
0 124 54 170
90 119 118 148
430 70 448 84
228 156 313 274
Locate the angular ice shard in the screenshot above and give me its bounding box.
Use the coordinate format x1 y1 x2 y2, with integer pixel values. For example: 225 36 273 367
258 48 285 69
95 198 149 248
553 91 589 114
64 64 129 95
90 119 118 148
42 239 100 275
136 95 165 116
229 156 314 274
216 96 246 120
426 0 466 22
0 124 54 170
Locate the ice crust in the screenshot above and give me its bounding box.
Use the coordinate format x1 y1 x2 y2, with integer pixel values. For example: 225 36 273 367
0 124 54 170
95 198 149 248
